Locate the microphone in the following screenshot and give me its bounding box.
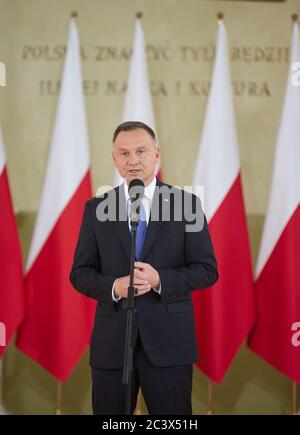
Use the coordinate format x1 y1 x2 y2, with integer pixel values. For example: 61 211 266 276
128 179 145 225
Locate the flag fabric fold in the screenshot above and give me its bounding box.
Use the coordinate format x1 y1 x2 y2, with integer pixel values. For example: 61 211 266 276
0 128 24 358
248 22 300 383
16 19 96 381
192 20 255 383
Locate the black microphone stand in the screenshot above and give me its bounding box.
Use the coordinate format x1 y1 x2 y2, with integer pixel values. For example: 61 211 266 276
122 209 139 415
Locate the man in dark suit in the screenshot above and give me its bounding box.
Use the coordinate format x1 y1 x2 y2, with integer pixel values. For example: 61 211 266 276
70 121 218 415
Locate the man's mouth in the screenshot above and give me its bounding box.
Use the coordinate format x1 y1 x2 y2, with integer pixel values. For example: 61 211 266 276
128 169 142 175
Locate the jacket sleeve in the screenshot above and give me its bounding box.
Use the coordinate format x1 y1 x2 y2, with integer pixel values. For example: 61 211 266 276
158 195 218 302
70 200 116 307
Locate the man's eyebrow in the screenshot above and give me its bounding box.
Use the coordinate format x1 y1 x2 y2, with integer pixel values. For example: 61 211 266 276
118 145 146 151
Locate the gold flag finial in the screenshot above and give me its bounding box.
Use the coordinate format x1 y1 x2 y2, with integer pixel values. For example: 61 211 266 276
291 14 298 23
217 12 224 22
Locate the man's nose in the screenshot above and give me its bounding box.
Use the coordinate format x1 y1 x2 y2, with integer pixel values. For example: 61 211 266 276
128 154 139 165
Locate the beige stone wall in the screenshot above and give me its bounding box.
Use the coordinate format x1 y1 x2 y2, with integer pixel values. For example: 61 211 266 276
1 0 299 215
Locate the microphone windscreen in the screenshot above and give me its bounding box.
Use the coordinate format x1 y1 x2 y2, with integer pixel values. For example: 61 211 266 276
128 179 145 201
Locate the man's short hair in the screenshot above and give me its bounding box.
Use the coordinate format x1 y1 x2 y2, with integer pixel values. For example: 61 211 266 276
113 121 156 143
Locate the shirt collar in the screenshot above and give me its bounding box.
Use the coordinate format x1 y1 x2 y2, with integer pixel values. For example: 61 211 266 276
123 176 157 203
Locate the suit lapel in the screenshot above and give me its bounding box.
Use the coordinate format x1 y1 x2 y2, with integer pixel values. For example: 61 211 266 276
112 185 131 261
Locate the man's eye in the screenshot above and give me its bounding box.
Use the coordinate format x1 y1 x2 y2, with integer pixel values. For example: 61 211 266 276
137 150 145 155
121 152 128 157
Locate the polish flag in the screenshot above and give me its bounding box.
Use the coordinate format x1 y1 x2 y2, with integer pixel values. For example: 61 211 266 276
113 17 162 186
0 128 24 357
248 22 300 383
16 19 96 381
192 20 255 382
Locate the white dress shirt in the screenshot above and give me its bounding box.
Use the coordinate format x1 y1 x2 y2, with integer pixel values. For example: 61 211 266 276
112 176 161 302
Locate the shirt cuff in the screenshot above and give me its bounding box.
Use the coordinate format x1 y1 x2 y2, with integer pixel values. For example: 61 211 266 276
152 284 161 295
112 280 122 302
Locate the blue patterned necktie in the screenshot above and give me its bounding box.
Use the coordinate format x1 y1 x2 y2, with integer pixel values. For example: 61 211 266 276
134 200 147 261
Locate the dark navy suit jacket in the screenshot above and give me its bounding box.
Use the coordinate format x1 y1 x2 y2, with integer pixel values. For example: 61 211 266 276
70 179 218 369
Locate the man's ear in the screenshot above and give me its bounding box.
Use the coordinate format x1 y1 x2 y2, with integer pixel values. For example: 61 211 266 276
112 150 116 163
155 147 160 162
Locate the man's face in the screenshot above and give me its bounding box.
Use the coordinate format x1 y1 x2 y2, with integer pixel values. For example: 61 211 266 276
112 128 160 186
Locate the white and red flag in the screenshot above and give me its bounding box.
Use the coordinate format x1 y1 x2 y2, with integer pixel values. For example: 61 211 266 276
16 19 96 381
192 20 255 382
113 18 162 186
248 22 300 383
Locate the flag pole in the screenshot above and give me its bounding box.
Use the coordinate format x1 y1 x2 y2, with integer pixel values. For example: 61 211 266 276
0 360 7 415
55 381 62 415
292 382 298 415
207 380 214 415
